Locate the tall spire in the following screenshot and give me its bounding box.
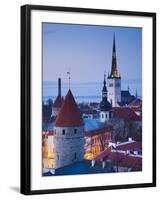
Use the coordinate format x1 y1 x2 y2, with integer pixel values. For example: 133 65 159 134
110 34 120 78
102 72 107 98
103 72 106 87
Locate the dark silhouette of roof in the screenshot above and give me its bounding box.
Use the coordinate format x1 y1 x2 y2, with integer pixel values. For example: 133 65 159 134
100 98 112 111
54 90 84 127
121 90 131 97
128 98 142 107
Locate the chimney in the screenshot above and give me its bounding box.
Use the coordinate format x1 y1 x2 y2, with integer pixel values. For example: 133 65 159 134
58 78 61 97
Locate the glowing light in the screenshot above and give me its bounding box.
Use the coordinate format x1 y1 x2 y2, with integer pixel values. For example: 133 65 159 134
84 153 95 160
48 152 54 159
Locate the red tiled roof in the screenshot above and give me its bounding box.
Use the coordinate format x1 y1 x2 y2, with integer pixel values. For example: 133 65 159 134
95 149 142 171
108 152 142 171
54 90 84 127
115 141 142 152
113 107 142 121
128 98 142 107
53 95 64 108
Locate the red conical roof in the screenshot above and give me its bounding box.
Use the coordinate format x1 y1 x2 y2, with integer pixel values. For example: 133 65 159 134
53 95 64 108
54 90 84 127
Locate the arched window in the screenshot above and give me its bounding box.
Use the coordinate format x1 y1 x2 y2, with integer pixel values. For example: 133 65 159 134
101 113 104 118
62 129 65 135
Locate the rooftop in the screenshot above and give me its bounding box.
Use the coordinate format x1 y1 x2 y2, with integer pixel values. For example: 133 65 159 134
113 107 142 121
55 90 84 127
43 160 113 176
53 95 64 108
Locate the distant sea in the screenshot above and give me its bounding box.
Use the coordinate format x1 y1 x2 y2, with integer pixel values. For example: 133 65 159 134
43 80 142 103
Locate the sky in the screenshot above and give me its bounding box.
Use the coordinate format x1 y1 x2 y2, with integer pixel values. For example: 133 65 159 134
42 23 142 97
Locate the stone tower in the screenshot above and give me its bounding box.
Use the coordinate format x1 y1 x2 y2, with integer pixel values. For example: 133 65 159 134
107 34 121 107
54 89 84 169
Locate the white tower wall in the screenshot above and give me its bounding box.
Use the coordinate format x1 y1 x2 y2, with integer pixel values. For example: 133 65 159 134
100 111 110 123
54 126 84 169
107 78 121 107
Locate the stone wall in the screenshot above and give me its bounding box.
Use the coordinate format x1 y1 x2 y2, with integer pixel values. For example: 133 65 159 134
54 126 84 169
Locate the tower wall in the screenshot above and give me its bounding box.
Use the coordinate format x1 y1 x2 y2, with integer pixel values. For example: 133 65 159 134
107 78 121 107
100 111 110 123
54 126 84 169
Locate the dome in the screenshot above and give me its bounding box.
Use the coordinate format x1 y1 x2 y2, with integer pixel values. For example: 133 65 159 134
100 98 112 111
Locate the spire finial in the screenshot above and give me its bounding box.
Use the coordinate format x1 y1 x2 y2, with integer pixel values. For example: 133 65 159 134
104 70 106 86
67 69 71 89
113 32 116 53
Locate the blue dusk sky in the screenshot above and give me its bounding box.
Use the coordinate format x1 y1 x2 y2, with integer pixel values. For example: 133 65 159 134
42 23 142 97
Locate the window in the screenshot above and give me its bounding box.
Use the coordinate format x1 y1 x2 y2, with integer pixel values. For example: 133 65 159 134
74 153 77 160
62 129 65 135
57 153 59 160
101 113 104 118
74 129 77 134
106 114 107 118
109 83 113 87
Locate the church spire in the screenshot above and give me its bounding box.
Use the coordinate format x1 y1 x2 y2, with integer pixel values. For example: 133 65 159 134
103 72 106 87
110 34 120 78
102 72 107 98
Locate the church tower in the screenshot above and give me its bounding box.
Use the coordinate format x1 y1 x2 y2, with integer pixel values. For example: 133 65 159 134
99 73 112 123
54 89 84 169
107 34 121 107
